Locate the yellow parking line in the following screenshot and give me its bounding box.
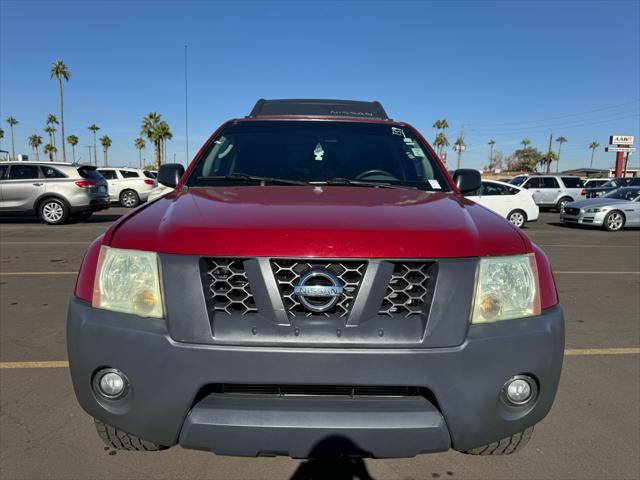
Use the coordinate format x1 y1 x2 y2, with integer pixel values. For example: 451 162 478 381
564 348 640 356
554 271 640 275
1 348 638 369
1 361 69 369
0 272 77 276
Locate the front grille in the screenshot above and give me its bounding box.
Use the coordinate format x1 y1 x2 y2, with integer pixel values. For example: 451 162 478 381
217 384 418 397
203 258 257 315
379 262 432 317
563 207 580 216
271 260 366 317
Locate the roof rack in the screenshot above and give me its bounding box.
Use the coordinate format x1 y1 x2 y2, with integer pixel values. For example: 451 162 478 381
248 99 390 120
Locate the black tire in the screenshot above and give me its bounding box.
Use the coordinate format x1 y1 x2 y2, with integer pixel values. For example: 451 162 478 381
71 211 93 222
507 209 527 228
462 426 534 456
604 210 625 232
556 197 572 212
38 198 69 225
94 418 167 451
120 189 140 208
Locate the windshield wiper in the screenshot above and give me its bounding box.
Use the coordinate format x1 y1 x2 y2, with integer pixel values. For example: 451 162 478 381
196 172 309 186
311 178 418 190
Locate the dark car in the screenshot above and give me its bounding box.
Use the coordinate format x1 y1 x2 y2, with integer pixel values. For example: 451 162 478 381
67 99 564 459
583 177 639 198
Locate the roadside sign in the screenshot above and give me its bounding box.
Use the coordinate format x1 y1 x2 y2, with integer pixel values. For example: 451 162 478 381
605 146 636 153
609 135 634 145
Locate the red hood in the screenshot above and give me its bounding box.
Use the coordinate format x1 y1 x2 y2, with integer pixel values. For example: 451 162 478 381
106 186 530 258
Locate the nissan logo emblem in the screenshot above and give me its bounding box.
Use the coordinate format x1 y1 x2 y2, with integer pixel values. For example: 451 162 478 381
293 269 343 313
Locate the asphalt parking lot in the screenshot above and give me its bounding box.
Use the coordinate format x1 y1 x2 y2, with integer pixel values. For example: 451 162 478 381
0 209 638 480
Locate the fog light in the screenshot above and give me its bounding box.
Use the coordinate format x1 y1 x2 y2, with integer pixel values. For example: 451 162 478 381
501 375 537 406
93 368 128 399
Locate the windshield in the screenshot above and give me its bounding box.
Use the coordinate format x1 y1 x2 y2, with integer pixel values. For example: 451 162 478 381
186 121 451 191
601 178 625 188
604 187 640 200
509 176 527 186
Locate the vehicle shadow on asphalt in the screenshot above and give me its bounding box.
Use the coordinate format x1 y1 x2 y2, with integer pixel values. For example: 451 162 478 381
0 213 123 224
288 438 375 480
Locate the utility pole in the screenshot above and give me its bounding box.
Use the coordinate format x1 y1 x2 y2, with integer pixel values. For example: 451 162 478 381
184 44 189 164
546 133 553 174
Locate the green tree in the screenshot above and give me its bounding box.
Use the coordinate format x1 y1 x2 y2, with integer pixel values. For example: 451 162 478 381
43 126 57 161
99 135 112 167
46 113 59 151
156 121 173 165
454 135 466 169
51 60 71 162
141 112 163 168
521 138 531 150
539 151 558 174
432 119 450 159
6 116 18 160
43 143 57 161
28 134 43 160
134 137 146 169
88 124 100 166
509 147 543 172
555 136 567 173
589 141 600 168
67 135 79 163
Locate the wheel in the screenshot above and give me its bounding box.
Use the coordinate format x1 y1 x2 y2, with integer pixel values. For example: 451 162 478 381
462 426 534 456
38 198 69 225
604 210 625 231
94 418 167 451
120 189 140 208
507 209 527 228
71 211 93 222
556 197 572 212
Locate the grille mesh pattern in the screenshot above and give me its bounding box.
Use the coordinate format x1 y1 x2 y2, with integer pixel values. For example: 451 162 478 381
204 259 257 315
563 207 580 216
271 260 366 317
379 262 431 317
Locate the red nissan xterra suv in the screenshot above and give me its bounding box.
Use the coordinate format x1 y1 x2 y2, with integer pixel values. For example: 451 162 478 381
68 99 564 458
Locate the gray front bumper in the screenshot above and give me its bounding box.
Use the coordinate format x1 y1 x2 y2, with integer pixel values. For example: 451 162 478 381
67 299 564 457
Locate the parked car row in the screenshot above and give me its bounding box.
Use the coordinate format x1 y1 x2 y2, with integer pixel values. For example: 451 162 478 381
0 162 158 224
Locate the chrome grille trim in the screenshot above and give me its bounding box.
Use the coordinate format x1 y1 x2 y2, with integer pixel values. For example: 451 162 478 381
271 259 366 317
203 258 257 315
379 262 432 317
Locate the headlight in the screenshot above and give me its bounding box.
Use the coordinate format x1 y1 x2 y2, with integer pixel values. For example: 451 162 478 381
471 254 541 324
92 246 164 318
585 207 604 213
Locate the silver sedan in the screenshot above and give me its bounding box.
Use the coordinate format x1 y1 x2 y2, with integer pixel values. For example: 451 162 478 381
560 187 640 231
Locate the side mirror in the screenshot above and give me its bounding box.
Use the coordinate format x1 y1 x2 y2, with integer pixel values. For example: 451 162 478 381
453 169 481 194
157 163 185 188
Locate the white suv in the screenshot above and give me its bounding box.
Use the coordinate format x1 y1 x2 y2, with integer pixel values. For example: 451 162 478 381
97 167 155 208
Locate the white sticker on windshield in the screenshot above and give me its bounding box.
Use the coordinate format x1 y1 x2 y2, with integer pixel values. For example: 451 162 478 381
391 127 405 137
412 147 425 157
429 179 441 189
314 142 325 161
403 138 415 145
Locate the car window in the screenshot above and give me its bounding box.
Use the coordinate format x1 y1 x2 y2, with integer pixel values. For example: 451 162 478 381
99 169 118 180
143 170 156 179
541 177 559 188
187 120 451 191
522 177 540 189
78 166 104 180
41 166 66 178
604 187 640 200
481 182 510 196
8 165 40 180
560 177 583 188
509 176 527 186
120 170 139 178
0 165 7 179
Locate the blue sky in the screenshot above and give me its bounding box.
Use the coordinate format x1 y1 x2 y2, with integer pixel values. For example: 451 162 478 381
1 0 638 171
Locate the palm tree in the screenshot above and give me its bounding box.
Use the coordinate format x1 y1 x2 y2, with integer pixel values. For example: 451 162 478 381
521 138 531 150
539 151 558 174
43 143 57 161
555 136 567 173
6 116 18 160
156 121 173 165
141 112 163 167
88 124 100 166
28 134 43 160
99 135 112 167
433 132 450 160
43 126 57 161
67 135 79 163
589 141 600 168
51 60 71 162
134 138 146 168
454 136 466 169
